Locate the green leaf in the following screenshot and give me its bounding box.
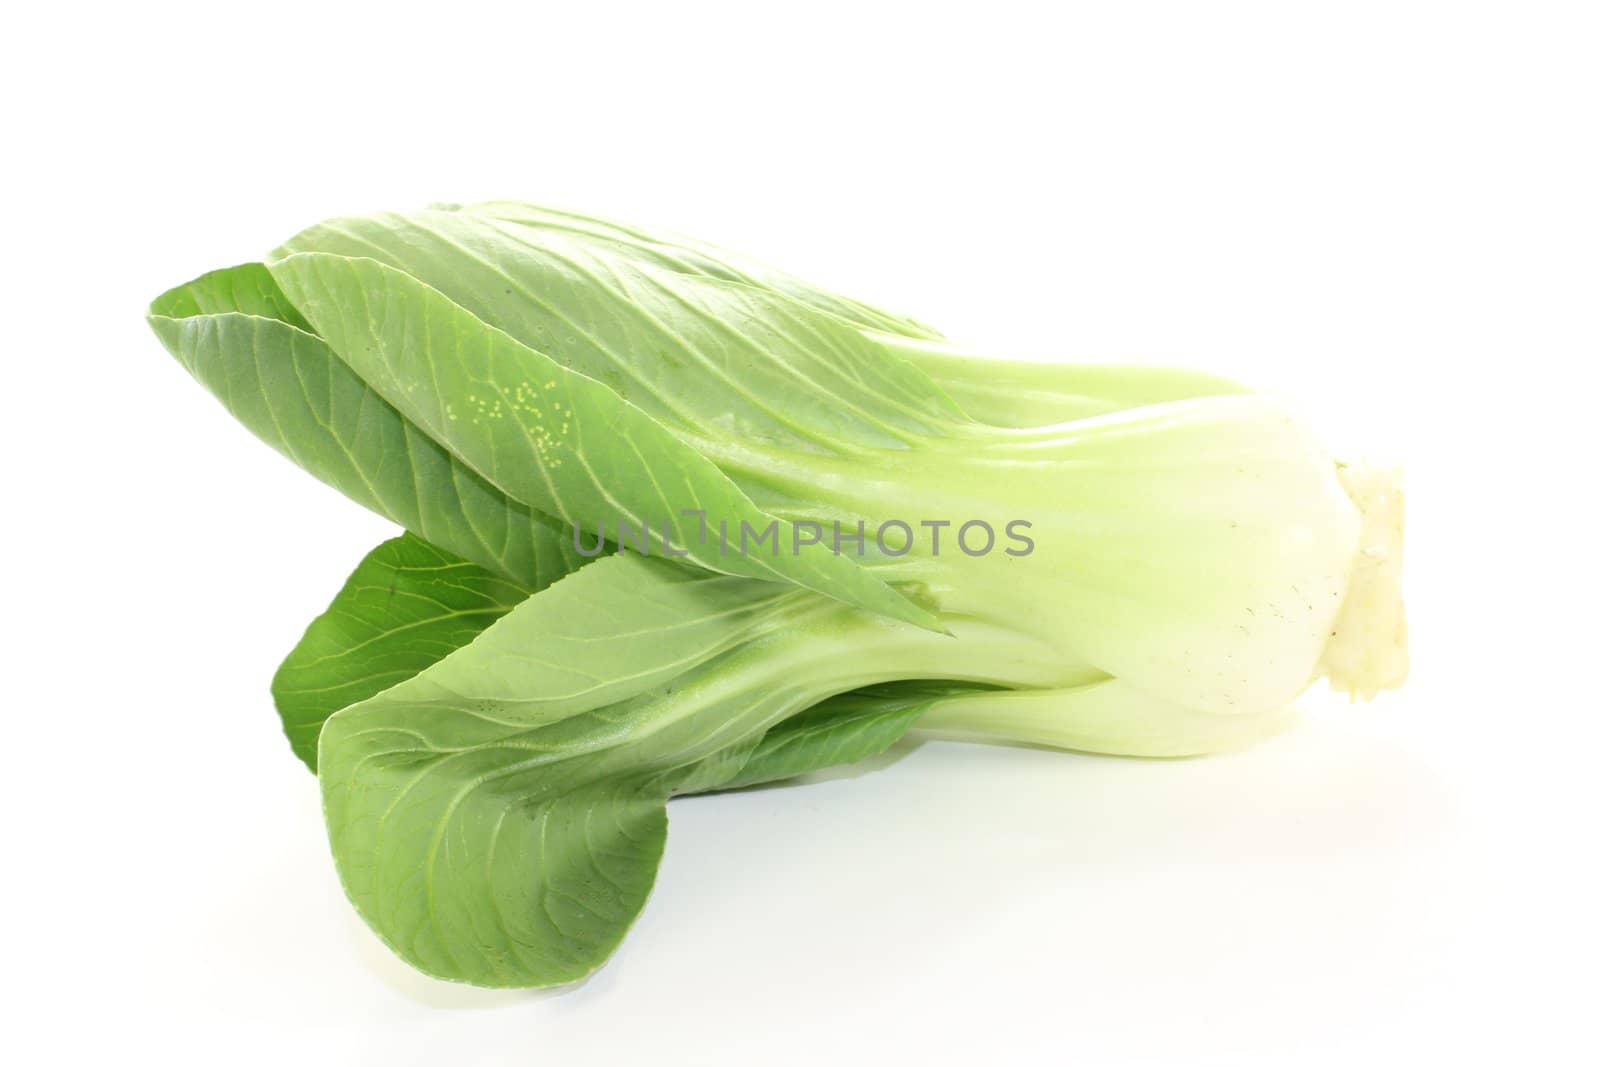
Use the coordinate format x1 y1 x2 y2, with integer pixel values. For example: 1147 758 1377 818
148 264 585 587
454 200 944 340
267 250 937 631
699 681 978 793
317 555 808 986
316 545 1031 986
147 261 314 330
273 534 549 771
447 202 1245 430
276 534 968 786
271 208 963 458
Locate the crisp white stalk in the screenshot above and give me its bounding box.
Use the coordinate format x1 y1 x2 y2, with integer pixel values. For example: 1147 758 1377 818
913 680 1302 757
729 393 1408 746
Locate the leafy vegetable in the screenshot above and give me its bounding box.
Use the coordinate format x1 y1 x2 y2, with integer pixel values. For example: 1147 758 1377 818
450 201 1251 427
149 265 580 585
272 534 537 770
449 200 947 342
275 533 964 783
266 250 936 630
150 201 1408 987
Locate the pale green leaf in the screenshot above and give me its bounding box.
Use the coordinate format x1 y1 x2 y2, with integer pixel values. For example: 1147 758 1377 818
318 555 808 986
456 200 944 340
148 265 583 587
699 681 978 793
453 201 1247 429
266 250 937 630
282 536 964 788
273 534 551 771
271 208 963 458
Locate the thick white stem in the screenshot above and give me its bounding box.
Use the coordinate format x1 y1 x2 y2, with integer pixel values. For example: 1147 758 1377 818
1319 463 1409 699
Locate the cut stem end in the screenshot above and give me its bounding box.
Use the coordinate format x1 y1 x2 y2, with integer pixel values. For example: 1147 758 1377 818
1320 462 1409 700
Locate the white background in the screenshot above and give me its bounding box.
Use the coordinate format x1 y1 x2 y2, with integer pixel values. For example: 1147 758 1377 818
6 2 1597 1064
